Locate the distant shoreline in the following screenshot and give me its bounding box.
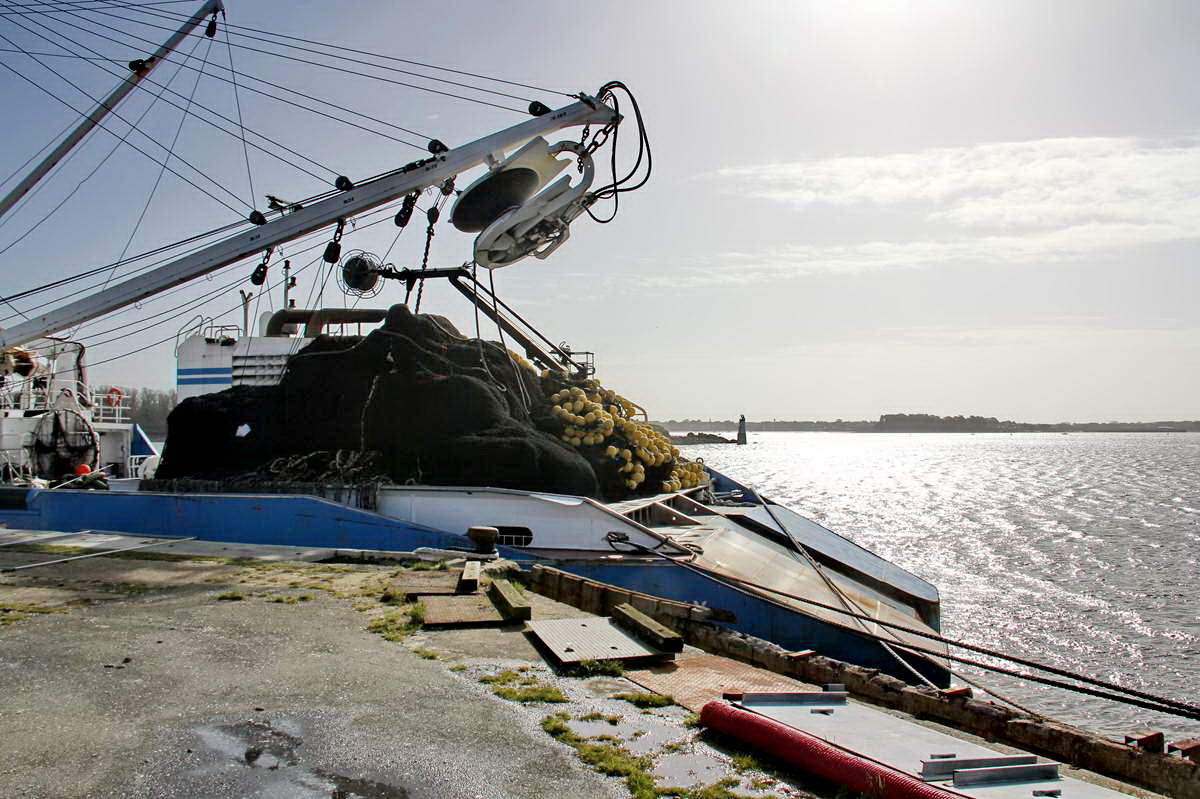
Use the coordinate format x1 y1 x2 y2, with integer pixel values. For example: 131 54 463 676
659 414 1200 434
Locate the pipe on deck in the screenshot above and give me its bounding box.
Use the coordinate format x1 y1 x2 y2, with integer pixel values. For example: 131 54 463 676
700 700 967 799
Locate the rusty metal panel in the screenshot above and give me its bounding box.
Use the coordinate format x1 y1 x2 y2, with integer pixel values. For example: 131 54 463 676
421 594 505 627
528 617 666 663
624 653 811 711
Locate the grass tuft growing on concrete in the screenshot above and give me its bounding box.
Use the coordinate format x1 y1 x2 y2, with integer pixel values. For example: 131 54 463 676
215 591 245 601
540 713 657 799
268 594 312 604
483 669 566 703
1 602 70 626
730 752 761 773
413 647 439 660
493 683 568 703
366 601 425 641
558 658 625 677
579 711 621 725
405 560 448 572
612 691 674 709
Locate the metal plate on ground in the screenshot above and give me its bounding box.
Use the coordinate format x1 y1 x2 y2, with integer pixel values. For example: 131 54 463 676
625 653 810 711
528 617 670 664
392 573 465 599
421 594 506 627
737 697 1123 799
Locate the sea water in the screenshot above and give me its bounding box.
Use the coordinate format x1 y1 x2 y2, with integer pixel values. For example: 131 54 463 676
680 431 1200 740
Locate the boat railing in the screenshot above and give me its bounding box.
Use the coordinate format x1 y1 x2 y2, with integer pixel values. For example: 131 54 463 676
88 389 129 424
128 454 152 478
0 447 33 480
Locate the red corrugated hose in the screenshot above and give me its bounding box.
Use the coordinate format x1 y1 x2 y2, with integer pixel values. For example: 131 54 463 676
700 700 968 799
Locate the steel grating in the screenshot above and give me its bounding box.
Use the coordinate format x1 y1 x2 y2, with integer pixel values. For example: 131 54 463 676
528 617 668 664
421 594 505 627
624 653 812 711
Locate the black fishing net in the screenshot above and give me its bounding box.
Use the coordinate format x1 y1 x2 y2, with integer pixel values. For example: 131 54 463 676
157 305 601 497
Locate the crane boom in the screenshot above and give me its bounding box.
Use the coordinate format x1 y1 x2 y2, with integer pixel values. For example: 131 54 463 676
0 97 618 349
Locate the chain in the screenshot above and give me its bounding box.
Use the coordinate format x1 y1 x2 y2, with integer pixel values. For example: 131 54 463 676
401 181 455 312
584 123 614 159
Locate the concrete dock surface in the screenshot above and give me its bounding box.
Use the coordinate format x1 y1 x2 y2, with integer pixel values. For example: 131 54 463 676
0 540 824 798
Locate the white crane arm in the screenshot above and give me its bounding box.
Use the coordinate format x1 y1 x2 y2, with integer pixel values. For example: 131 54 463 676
0 97 618 349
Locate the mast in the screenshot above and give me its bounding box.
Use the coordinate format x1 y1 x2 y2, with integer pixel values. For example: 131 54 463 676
0 0 222 221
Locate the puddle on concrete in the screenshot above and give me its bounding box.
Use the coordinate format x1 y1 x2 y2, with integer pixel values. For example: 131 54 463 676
192 716 411 798
652 749 727 787
582 676 634 696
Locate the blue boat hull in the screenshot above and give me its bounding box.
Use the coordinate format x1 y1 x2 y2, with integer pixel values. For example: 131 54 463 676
0 486 949 686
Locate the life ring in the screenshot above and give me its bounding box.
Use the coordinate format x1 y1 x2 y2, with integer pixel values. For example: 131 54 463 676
105 386 124 407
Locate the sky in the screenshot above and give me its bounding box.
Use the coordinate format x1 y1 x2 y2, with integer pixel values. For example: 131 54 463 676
0 0 1197 422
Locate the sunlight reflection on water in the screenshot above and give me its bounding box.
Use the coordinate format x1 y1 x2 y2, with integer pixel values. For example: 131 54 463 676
682 431 1200 739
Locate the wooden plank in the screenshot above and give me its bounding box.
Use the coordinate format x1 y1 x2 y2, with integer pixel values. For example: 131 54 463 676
488 578 531 621
421 594 506 627
612 602 683 652
391 572 461 600
457 561 481 593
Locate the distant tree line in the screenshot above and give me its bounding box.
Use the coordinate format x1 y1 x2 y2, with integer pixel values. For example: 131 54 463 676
659 414 1200 433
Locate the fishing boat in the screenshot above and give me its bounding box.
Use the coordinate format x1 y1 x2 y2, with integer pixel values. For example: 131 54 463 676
0 0 949 686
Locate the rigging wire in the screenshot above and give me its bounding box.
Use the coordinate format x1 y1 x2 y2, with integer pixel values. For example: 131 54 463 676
0 215 249 313
80 0 575 98
487 267 532 411
34 250 320 381
605 534 1200 720
0 0 199 10
73 0 560 104
17 11 430 149
25 216 338 343
0 38 249 215
31 196 410 353
0 31 230 269
49 203 413 372
219 7 256 217
0 5 260 207
5 10 341 180
99 30 212 293
36 2 529 113
0 137 446 316
0 47 338 178
0 113 79 191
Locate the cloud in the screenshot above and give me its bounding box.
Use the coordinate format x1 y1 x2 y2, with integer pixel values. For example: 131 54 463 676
631 221 1184 288
676 135 1200 285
